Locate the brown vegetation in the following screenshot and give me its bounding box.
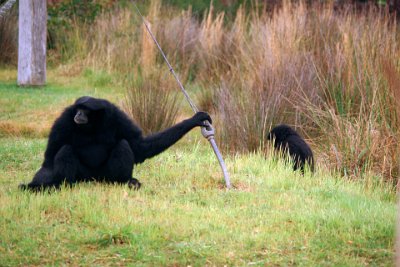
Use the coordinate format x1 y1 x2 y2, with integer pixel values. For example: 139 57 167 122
6 0 400 184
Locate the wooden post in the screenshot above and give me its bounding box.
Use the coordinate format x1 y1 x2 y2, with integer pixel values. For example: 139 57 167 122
17 0 46 86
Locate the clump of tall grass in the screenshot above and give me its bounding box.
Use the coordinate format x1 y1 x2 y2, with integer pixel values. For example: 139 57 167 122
299 6 400 182
203 2 317 151
191 2 399 183
122 3 181 135
124 66 181 135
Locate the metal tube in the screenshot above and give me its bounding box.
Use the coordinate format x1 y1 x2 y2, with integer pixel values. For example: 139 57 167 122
201 124 231 188
209 138 231 189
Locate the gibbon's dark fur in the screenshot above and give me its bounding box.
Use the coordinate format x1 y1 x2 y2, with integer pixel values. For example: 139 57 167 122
267 124 314 173
20 96 211 191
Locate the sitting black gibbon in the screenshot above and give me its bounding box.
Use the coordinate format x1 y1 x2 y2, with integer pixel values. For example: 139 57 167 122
267 124 314 173
20 96 211 191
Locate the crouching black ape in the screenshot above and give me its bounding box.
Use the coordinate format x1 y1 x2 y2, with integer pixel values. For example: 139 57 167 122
20 96 211 191
267 124 314 173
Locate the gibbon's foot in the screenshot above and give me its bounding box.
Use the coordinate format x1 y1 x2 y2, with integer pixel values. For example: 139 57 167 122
128 178 141 190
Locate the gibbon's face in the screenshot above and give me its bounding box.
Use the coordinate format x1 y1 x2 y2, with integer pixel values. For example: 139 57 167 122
74 109 90 125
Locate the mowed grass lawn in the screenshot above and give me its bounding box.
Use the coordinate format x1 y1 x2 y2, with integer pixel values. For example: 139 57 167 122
0 70 396 266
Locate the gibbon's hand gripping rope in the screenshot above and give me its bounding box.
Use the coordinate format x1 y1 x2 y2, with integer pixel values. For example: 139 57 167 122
133 2 231 189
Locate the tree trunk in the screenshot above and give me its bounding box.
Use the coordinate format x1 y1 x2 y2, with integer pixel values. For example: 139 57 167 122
17 0 46 86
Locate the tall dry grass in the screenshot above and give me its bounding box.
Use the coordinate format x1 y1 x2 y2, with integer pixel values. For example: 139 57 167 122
194 2 399 183
124 66 181 135
56 0 400 184
124 3 180 135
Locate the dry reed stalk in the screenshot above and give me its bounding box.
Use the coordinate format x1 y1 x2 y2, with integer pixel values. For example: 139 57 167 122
141 0 159 76
141 21 156 76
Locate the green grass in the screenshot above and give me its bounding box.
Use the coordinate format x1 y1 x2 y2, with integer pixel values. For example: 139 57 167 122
0 68 125 137
0 69 396 266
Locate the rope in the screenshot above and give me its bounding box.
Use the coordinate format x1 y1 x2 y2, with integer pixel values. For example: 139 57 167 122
132 1 232 189
0 0 16 18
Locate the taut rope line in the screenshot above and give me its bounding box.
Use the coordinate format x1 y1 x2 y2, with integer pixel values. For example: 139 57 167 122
133 2 232 189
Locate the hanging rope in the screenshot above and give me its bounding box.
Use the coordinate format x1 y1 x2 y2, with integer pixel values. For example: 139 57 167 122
133 2 232 189
0 0 16 18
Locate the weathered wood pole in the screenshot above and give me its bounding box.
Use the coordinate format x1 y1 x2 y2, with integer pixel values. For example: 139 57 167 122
17 0 46 86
